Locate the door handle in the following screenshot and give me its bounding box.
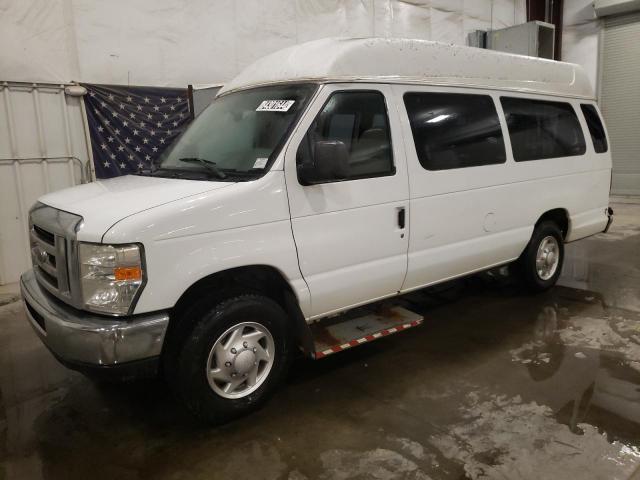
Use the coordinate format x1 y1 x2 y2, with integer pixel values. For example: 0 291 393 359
397 207 406 229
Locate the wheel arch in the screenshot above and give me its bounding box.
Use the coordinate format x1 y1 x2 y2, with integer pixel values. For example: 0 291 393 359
535 208 570 240
167 265 314 356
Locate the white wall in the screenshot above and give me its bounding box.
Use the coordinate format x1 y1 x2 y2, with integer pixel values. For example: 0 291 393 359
1 0 525 87
0 0 527 285
562 0 602 94
0 0 81 83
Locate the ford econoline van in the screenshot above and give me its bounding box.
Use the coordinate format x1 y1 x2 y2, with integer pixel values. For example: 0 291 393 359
21 38 613 423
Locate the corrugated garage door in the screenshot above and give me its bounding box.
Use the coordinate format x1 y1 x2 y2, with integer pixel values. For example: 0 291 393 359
600 12 640 195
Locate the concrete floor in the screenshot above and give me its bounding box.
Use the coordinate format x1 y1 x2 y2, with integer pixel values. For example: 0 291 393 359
1 199 640 480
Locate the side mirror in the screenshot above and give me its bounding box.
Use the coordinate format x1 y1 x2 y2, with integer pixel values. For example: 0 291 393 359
298 140 349 185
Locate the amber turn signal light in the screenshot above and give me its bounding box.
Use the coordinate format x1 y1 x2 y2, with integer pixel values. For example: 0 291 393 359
114 266 142 281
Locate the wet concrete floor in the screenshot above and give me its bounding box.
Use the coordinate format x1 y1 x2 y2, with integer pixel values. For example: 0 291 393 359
1 198 640 480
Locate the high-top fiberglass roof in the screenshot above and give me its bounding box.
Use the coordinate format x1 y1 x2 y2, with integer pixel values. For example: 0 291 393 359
220 37 593 99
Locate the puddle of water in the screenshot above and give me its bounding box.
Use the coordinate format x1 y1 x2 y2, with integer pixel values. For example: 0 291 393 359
503 298 640 473
318 448 433 480
430 390 640 480
559 206 640 314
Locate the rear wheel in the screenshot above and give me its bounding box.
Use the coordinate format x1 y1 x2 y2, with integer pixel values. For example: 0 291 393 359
517 221 564 292
164 293 292 424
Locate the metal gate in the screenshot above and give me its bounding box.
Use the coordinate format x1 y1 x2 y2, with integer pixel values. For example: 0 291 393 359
0 81 92 285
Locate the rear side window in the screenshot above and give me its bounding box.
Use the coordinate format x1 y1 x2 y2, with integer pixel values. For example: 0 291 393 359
403 92 506 170
297 90 394 182
501 97 586 161
580 104 608 153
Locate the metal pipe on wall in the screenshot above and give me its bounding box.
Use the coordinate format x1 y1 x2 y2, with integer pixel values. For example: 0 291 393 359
527 0 564 59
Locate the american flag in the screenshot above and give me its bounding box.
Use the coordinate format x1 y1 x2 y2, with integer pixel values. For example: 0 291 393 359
83 84 191 179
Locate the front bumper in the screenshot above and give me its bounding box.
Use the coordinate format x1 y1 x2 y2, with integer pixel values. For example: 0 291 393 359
20 269 169 369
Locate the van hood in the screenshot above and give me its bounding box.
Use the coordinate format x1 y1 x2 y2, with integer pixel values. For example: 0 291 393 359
38 175 233 241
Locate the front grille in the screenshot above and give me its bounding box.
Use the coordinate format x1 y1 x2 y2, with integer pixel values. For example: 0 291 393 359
33 225 55 244
30 224 65 292
29 203 83 308
37 263 59 288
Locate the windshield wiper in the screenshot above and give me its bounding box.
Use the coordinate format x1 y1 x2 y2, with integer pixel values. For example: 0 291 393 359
178 157 227 180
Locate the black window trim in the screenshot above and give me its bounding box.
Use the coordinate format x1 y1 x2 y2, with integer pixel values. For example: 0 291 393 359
500 95 587 162
403 90 508 171
296 88 396 186
579 102 609 154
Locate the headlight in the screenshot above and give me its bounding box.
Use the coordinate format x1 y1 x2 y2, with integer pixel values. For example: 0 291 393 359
78 243 145 315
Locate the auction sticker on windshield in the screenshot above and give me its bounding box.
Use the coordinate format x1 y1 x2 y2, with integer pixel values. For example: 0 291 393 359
253 157 268 169
256 100 295 112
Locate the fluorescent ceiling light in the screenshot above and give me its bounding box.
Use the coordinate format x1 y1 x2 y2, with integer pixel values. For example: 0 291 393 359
426 114 450 123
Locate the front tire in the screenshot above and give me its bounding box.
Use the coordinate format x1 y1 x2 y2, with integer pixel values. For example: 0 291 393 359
165 294 292 424
517 221 564 292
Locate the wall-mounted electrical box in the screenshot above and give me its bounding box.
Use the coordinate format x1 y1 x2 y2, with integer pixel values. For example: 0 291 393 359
488 20 555 59
468 21 556 59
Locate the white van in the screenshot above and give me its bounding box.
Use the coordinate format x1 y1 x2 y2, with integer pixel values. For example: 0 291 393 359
21 38 613 422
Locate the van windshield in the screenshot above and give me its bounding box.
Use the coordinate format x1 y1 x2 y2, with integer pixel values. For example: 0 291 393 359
152 83 317 181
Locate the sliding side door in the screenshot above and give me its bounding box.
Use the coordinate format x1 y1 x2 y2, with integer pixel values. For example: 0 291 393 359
394 85 523 291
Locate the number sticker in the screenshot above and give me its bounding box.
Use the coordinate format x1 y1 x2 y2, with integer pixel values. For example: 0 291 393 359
256 100 295 112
